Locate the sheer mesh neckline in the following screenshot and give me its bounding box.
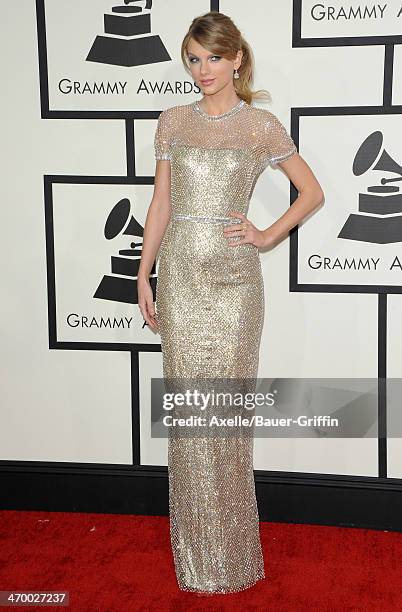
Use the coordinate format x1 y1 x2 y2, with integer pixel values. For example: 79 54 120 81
192 98 246 121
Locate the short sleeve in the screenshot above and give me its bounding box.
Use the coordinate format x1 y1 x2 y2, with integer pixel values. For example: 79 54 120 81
261 111 297 168
154 110 173 161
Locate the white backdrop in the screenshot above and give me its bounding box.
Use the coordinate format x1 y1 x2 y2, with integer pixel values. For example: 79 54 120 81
1 0 402 482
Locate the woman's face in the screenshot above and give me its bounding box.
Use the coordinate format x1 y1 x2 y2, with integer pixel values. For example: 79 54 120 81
186 38 242 96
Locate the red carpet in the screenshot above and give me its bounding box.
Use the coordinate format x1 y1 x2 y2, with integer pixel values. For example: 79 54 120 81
0 510 401 611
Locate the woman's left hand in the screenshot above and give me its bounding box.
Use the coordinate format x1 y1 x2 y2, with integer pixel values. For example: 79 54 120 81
223 212 266 248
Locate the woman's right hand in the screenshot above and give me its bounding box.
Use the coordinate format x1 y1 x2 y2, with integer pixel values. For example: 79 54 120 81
138 276 159 332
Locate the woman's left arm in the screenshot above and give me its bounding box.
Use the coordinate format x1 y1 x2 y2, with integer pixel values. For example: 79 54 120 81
261 152 324 248
224 152 324 249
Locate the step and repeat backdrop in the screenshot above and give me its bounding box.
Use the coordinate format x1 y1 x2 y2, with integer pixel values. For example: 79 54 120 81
2 0 402 490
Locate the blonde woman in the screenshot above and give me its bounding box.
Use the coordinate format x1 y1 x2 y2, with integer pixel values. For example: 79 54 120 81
138 11 324 595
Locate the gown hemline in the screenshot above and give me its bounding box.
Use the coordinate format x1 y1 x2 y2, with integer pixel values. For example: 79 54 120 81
178 570 266 595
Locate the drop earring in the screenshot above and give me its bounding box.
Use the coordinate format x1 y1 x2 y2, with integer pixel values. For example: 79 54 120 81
234 68 240 79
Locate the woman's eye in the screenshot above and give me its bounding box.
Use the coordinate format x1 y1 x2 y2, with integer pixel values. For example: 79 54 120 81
189 56 221 63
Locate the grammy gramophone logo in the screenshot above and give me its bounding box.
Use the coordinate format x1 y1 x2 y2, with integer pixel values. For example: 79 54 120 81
86 0 170 67
338 131 402 244
93 198 157 304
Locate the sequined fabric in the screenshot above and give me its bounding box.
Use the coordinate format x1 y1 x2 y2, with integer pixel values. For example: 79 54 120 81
153 99 297 594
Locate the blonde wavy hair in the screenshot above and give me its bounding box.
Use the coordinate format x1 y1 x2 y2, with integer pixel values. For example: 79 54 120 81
180 11 271 106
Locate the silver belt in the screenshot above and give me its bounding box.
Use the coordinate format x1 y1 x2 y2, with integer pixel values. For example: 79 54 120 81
172 213 242 224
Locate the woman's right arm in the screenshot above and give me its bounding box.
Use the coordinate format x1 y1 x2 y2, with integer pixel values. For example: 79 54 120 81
137 158 172 332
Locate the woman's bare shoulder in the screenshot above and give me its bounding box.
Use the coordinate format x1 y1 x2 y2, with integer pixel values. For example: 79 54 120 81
158 102 194 118
248 104 283 123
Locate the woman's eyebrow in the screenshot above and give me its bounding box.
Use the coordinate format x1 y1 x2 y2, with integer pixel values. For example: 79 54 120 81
187 53 217 58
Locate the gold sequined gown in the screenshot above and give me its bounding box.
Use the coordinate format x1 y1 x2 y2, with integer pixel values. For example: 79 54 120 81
153 98 297 594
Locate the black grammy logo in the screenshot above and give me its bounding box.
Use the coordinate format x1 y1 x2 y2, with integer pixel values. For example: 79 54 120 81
338 131 402 244
86 0 171 67
94 198 157 305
